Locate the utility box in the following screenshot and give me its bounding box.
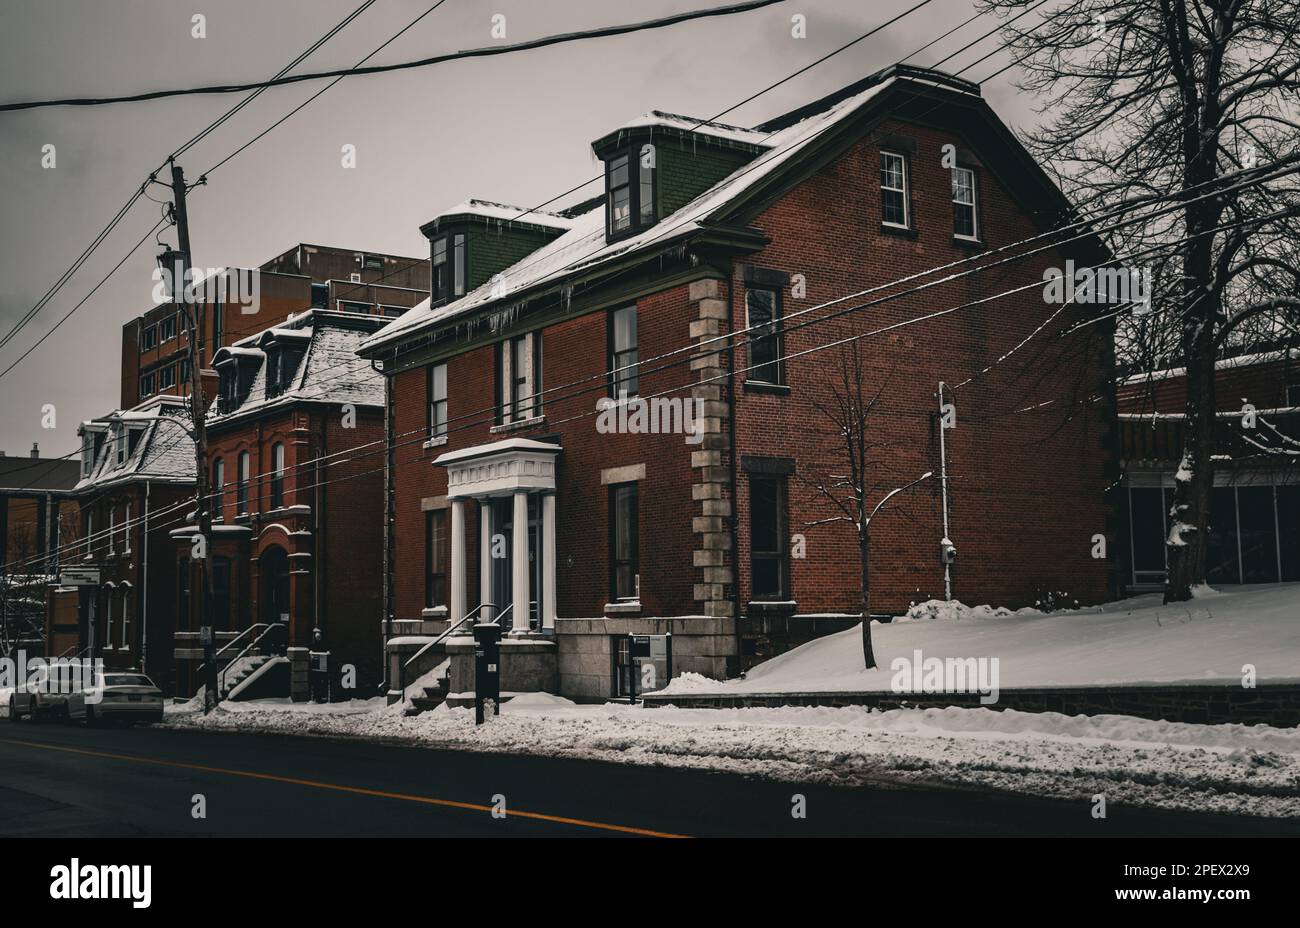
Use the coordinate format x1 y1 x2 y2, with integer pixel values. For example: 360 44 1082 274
473 623 502 724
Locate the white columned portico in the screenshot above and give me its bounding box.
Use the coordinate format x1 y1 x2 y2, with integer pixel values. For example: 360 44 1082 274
434 437 561 637
511 489 530 633
542 492 557 629
449 498 467 623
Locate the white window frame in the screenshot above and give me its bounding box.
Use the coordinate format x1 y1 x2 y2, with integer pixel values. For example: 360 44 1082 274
952 165 979 241
880 151 909 229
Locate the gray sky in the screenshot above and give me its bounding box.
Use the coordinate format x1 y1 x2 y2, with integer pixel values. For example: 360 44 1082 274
0 0 1037 460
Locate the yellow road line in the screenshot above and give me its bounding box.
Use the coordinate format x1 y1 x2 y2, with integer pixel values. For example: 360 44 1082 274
0 736 689 838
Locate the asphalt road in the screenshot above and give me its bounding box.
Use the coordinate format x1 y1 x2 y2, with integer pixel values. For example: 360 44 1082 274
0 719 1296 837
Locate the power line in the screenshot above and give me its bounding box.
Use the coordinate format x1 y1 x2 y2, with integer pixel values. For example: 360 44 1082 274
0 1 788 112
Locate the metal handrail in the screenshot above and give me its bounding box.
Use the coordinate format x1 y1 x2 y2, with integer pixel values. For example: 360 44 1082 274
398 602 510 701
216 622 284 699
194 623 268 681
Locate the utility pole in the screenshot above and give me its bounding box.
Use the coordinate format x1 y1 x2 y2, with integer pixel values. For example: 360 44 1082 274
165 159 216 708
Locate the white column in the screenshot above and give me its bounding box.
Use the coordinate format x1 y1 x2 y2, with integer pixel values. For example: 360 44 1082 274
512 489 529 634
542 492 557 630
450 498 466 625
480 500 492 622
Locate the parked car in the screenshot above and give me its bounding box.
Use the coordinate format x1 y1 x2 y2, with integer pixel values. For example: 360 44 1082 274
7 664 74 722
67 673 165 726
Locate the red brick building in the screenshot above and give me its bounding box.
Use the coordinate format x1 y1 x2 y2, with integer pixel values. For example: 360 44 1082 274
358 65 1118 702
45 396 197 694
120 244 429 410
169 310 389 698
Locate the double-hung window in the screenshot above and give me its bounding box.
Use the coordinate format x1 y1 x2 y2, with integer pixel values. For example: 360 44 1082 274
237 451 250 515
431 234 467 303
158 364 176 390
428 363 448 439
609 483 639 602
140 325 157 351
746 287 784 385
270 443 285 509
880 151 909 228
211 458 225 521
952 166 979 240
496 332 541 424
609 306 638 398
606 144 656 240
425 510 447 609
140 372 155 397
750 475 789 600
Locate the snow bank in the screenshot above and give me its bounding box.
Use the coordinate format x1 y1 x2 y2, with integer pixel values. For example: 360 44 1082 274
163 697 1300 819
662 583 1300 695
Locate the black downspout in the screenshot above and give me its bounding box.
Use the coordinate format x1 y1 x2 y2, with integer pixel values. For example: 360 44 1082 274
373 356 395 690
725 270 743 677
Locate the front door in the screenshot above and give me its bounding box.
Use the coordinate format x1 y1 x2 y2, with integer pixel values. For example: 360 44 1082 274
488 495 543 631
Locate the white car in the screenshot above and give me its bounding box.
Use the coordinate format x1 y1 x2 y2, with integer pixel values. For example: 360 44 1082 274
67 673 165 726
7 665 73 722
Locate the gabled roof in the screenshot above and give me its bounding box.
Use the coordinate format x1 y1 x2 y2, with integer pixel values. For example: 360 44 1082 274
592 110 770 152
360 65 1080 358
76 395 196 492
208 310 387 426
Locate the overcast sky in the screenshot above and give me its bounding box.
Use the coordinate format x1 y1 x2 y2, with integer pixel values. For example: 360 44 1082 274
0 0 1038 460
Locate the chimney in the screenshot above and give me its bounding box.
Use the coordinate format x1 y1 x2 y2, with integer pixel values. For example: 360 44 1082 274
30 442 39 459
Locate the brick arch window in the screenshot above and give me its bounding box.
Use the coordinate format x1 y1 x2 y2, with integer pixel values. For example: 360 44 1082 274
270 443 286 509
237 451 250 515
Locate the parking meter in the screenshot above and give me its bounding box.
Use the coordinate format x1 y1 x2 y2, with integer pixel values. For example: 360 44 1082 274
473 622 502 725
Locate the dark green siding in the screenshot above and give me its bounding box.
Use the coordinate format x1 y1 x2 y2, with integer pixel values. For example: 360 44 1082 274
467 224 555 290
656 142 755 217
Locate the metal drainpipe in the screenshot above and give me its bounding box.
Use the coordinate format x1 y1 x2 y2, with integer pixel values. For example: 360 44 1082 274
372 356 393 688
315 416 326 640
725 271 743 675
141 480 150 675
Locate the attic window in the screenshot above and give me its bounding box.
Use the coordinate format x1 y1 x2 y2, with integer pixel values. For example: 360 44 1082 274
605 144 656 240
431 234 466 304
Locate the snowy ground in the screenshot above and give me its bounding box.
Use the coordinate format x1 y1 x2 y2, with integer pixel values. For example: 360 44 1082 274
160 584 1300 818
164 692 1300 819
662 583 1300 695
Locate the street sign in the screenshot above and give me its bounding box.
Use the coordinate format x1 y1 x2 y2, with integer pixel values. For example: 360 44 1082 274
58 567 100 587
199 625 214 647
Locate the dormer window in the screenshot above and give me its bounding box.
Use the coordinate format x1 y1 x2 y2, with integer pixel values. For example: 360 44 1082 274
114 424 128 465
606 144 656 240
431 233 466 304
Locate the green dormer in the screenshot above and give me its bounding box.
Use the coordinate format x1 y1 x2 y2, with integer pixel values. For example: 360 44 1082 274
419 200 574 306
591 111 769 243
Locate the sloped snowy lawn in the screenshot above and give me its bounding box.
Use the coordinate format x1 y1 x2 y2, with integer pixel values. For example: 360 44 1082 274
662 583 1300 695
164 693 1300 818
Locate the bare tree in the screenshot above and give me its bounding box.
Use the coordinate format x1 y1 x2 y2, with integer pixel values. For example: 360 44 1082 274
982 0 1300 601
0 526 46 659
800 346 932 669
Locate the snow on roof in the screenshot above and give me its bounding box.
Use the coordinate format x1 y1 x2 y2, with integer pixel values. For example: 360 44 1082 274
363 75 907 355
1118 347 1299 385
208 311 386 424
75 397 196 491
426 199 576 231
602 110 770 148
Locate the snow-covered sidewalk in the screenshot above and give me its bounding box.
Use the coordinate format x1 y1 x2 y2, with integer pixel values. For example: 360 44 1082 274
163 693 1300 819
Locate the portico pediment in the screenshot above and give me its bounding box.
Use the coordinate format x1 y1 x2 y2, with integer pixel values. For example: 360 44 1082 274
434 437 561 500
